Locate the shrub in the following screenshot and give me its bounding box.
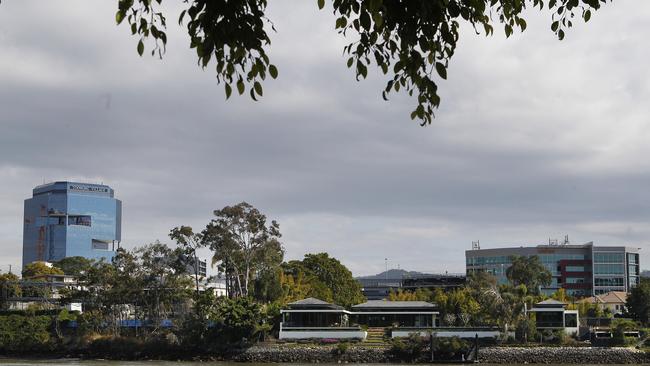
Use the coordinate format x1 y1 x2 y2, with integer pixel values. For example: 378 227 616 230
335 342 349 355
611 319 639 346
87 335 183 359
434 336 468 360
389 333 427 362
0 315 54 353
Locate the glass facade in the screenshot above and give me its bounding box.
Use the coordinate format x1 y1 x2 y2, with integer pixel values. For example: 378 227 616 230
593 264 625 275
626 253 640 291
467 244 640 297
23 182 121 266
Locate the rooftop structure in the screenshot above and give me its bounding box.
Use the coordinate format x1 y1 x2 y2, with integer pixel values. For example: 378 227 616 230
23 181 122 266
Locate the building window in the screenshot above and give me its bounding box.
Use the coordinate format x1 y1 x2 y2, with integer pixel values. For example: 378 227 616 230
69 215 91 226
565 313 578 328
627 253 638 264
92 239 109 250
593 252 625 263
594 277 624 287
565 278 585 284
594 264 625 275
565 265 585 272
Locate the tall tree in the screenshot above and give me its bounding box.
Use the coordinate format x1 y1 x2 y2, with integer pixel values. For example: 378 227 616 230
288 253 365 307
135 242 193 325
0 272 21 310
21 262 64 278
505 255 552 294
202 202 284 298
70 0 613 125
65 244 192 335
277 266 333 304
169 225 204 297
53 256 94 276
626 277 650 325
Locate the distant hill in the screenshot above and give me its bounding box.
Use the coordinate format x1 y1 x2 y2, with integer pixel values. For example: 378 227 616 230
641 270 649 278
356 269 429 280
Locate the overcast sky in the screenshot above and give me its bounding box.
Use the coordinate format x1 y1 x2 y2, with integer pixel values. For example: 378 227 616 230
1 1 649 276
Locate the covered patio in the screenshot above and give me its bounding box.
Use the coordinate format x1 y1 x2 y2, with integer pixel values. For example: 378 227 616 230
352 300 438 328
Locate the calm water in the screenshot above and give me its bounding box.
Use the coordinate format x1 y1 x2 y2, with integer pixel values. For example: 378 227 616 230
0 361 641 366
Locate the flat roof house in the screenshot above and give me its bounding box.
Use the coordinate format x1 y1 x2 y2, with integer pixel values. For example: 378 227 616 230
279 298 440 340
279 298 366 340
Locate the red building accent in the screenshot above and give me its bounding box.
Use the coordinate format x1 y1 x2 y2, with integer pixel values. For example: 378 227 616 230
558 259 592 292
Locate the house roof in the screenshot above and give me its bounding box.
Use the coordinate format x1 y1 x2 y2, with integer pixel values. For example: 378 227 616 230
580 291 627 305
535 299 567 307
289 297 331 306
286 298 343 310
352 300 436 309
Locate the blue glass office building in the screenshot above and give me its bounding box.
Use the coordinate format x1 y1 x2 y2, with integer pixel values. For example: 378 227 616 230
22 181 122 266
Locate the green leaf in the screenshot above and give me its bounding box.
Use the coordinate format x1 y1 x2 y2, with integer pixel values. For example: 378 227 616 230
435 62 447 80
225 84 232 100
237 80 245 95
254 81 263 97
357 62 367 79
137 40 144 56
116 11 125 25
584 9 591 22
551 21 559 32
268 64 278 79
372 13 383 28
335 17 347 29
518 18 527 32
360 11 371 30
317 0 325 10
505 24 513 37
347 57 354 68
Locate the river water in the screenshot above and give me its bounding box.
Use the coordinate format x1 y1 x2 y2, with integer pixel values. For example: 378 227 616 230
0 361 640 366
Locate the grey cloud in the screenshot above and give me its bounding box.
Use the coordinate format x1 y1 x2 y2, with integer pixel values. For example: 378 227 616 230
1 0 649 273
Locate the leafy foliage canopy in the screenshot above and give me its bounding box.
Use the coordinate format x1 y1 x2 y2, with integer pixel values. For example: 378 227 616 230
113 0 609 125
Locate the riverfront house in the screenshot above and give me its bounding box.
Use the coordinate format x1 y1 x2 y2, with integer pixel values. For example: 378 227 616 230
279 298 510 340
279 298 440 340
529 299 580 335
279 298 366 340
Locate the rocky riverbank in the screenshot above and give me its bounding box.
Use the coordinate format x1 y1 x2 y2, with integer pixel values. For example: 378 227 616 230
233 345 389 363
232 344 650 364
478 346 650 364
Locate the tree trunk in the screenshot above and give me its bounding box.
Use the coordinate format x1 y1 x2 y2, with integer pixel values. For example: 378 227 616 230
193 251 200 297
